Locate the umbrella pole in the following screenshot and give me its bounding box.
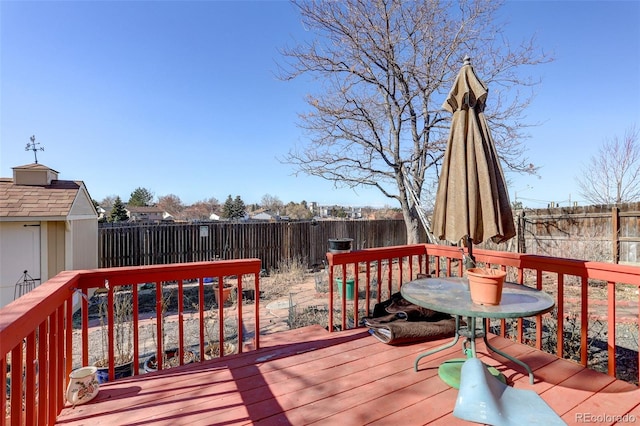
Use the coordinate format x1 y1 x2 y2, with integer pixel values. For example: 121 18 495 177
465 236 476 270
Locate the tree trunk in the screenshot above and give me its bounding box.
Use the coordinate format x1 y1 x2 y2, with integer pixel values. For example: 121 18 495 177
403 209 420 245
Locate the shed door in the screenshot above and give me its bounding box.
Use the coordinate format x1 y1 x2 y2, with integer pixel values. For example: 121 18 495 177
0 222 41 307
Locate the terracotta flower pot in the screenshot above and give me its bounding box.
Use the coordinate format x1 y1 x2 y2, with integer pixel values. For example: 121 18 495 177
213 283 234 305
466 268 507 305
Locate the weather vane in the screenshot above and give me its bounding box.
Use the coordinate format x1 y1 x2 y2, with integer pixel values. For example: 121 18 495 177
25 135 44 164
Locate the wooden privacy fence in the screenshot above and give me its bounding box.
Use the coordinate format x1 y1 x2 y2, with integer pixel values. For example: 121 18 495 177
478 203 640 265
516 204 640 265
99 219 415 271
100 204 640 271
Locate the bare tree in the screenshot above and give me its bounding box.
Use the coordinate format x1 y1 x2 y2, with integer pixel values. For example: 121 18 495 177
284 201 314 219
576 126 640 205
99 195 118 209
157 194 185 217
279 0 549 243
182 197 221 221
260 193 284 213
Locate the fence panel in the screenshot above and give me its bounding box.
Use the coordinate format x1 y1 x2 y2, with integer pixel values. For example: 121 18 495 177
100 204 640 269
508 203 640 265
99 220 410 270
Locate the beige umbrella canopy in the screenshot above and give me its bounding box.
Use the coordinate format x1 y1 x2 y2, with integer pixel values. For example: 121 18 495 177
431 56 515 264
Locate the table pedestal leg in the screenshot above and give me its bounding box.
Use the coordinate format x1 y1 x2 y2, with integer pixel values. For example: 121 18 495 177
413 316 462 371
437 316 504 389
413 316 507 389
437 358 504 389
482 320 535 384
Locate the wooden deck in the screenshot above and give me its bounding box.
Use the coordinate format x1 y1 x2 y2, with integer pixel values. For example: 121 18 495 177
55 325 639 426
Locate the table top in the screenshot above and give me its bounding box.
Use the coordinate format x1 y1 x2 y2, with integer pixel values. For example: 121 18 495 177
400 277 555 319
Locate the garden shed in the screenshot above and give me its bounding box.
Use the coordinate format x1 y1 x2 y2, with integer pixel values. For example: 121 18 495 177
0 163 98 308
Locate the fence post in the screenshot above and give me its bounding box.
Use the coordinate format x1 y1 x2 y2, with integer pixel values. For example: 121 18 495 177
517 211 526 254
612 206 620 264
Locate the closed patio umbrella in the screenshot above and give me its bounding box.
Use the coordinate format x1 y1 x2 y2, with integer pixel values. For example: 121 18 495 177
431 56 515 266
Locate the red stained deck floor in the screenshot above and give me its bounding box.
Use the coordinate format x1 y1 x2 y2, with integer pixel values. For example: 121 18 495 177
56 325 639 426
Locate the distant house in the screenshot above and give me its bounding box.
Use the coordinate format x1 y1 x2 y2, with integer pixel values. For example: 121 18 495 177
250 210 277 221
96 205 107 220
209 212 220 221
0 163 98 308
126 206 173 223
348 207 363 219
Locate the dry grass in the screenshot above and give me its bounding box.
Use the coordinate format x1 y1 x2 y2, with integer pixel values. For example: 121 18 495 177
264 256 307 299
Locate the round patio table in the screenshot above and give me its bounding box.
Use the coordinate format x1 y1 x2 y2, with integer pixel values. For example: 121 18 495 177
401 277 555 388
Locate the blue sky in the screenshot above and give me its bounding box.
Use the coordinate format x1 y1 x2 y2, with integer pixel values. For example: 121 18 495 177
1 1 638 209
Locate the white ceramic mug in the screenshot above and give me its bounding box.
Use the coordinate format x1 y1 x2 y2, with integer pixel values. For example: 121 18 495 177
66 366 99 407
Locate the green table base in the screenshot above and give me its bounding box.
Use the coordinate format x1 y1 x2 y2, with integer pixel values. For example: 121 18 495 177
438 358 506 389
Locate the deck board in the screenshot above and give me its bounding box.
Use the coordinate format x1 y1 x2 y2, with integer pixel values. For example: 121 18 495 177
56 325 639 426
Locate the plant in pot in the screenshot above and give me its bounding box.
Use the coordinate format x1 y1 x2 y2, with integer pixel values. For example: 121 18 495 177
94 286 135 383
202 305 236 360
204 277 235 306
143 286 198 372
239 274 262 301
143 347 198 371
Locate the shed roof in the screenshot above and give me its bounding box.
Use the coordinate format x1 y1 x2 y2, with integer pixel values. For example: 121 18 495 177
0 178 85 218
13 163 60 173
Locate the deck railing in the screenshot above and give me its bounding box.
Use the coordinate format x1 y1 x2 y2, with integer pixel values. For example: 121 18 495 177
327 243 640 382
1 259 261 425
2 244 639 424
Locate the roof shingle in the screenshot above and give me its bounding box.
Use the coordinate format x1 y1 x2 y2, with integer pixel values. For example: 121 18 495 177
0 180 82 218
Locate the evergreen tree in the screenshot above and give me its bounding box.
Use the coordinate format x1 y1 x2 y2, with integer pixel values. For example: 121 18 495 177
222 195 246 219
221 195 234 219
232 195 246 219
109 196 129 222
128 187 154 207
